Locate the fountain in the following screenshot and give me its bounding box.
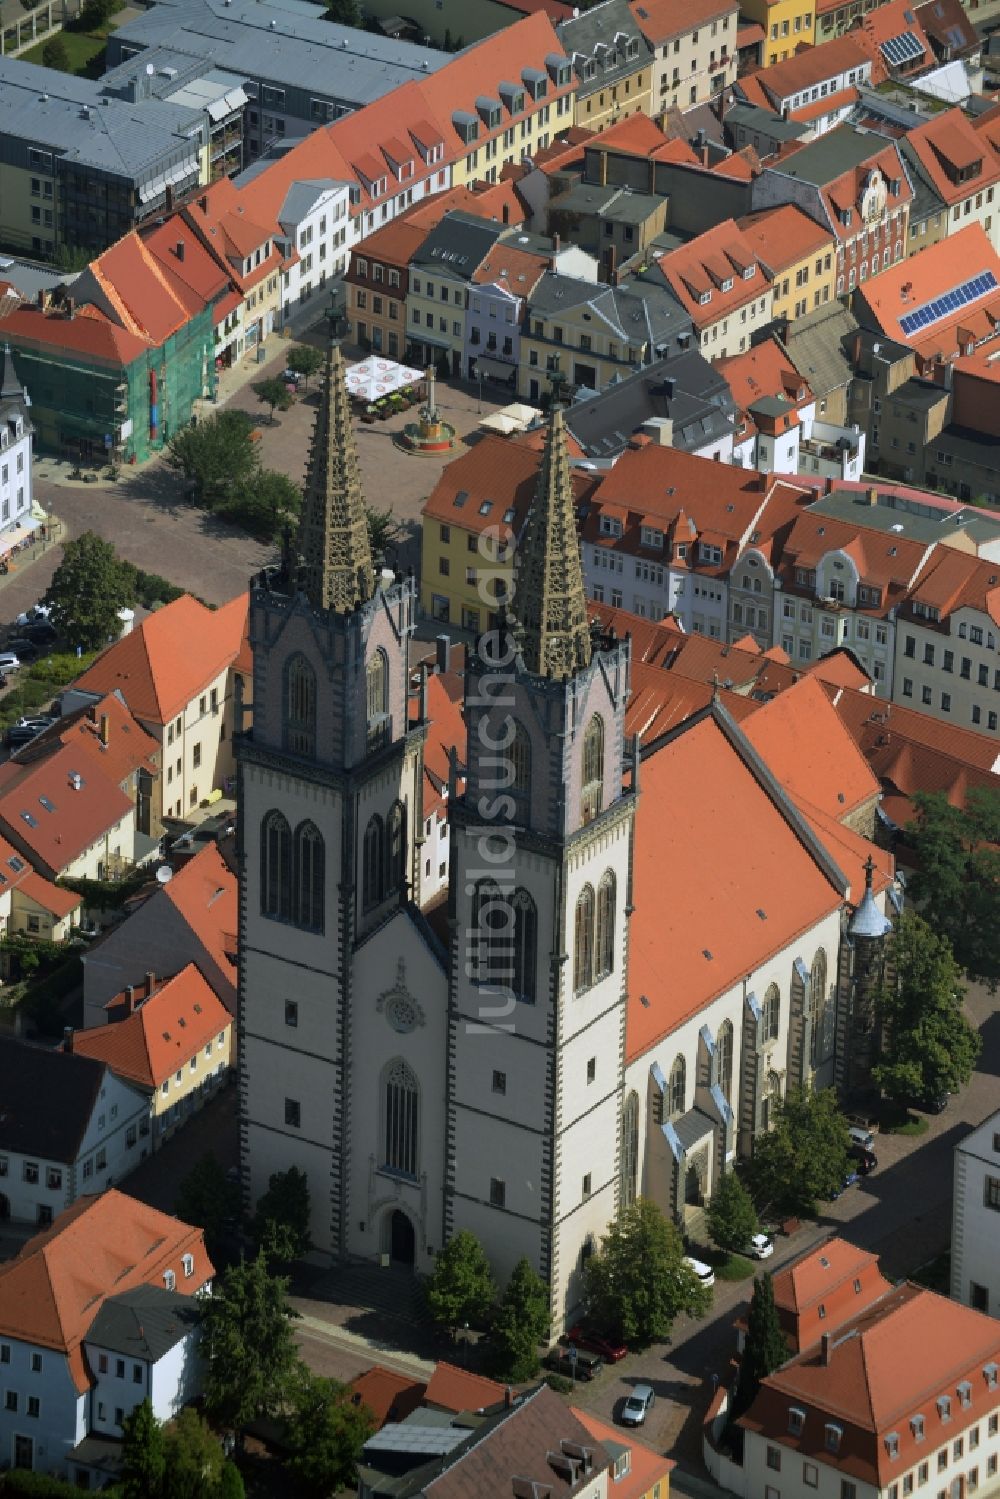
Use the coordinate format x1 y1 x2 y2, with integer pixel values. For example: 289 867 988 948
395 365 458 456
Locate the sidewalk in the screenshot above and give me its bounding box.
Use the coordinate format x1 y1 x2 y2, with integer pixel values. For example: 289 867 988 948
0 518 63 599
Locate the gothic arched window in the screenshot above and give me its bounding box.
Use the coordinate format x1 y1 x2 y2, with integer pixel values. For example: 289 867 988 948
285 653 316 757
382 1059 419 1178
510 720 531 821
510 888 538 1004
363 814 384 909
762 984 780 1043
669 1054 686 1118
366 649 389 752
261 810 291 921
574 884 595 994
717 1019 734 1103
386 801 406 893
294 821 325 932
595 871 616 979
581 715 605 825
810 949 828 1066
621 1090 639 1208
762 1069 782 1132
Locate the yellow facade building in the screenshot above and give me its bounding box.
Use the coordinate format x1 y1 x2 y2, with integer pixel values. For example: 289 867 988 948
737 205 837 322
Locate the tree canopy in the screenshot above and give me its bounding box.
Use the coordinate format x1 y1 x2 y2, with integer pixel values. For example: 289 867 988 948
161 1407 225 1499
220 469 302 542
490 1257 550 1381
732 1274 787 1418
285 344 325 388
253 377 293 424
907 789 1000 989
252 1165 312 1261
324 0 362 22
707 1170 759 1254
284 1369 376 1496
200 1249 301 1436
746 1087 850 1216
425 1230 496 1336
44 530 135 650
584 1197 711 1348
166 409 258 507
121 1399 166 1499
174 1153 240 1261
873 910 981 1105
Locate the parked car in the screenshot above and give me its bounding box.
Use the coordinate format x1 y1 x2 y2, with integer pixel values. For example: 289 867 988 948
917 1091 949 1115
849 1144 878 1174
684 1255 716 1288
847 1124 876 1152
748 1233 774 1260
544 1347 604 1382
0 653 20 672
282 368 303 388
831 1171 860 1200
14 603 50 628
5 638 38 662
620 1383 655 1427
565 1325 628 1363
6 721 49 747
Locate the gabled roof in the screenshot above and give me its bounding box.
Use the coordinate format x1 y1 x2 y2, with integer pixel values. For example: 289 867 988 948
85 228 226 347
421 432 597 538
0 1037 110 1163
14 692 160 787
0 303 149 367
423 1362 506 1413
0 741 134 876
159 842 238 997
348 1365 426 1428
586 443 771 538
745 34 871 106
71 962 231 1090
71 592 249 726
737 205 835 273
718 335 814 415
655 218 771 328
773 1238 886 1317
85 1284 200 1362
571 1407 674 1499
853 222 1000 358
854 0 933 80
628 0 739 44
741 675 880 821
903 107 1000 207
0 1190 213 1391
901 545 1000 627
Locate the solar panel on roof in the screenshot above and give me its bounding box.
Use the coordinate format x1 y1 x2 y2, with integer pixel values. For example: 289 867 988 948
897 269 998 338
881 29 924 64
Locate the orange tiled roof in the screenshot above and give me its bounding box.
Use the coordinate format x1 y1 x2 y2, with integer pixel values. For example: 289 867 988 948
773 1238 885 1316
71 962 230 1089
586 443 771 539
17 693 160 788
423 1362 506 1413
0 303 149 366
654 218 771 329
628 0 739 44
855 222 1000 357
902 545 1000 628
748 34 871 103
160 843 238 998
421 433 596 537
905 109 1000 208
855 0 933 79
71 592 248 727
0 742 133 876
472 242 550 296
18 871 82 919
583 112 674 159
571 1407 674 1499
742 674 880 819
717 334 814 411
792 85 859 124
347 1366 425 1427
0 1190 213 1391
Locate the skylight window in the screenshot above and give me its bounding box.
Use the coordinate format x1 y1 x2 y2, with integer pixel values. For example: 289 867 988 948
8 857 24 872
20 811 37 828
39 796 55 813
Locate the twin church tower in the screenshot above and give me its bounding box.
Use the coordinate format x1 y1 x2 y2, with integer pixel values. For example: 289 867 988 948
238 345 634 1321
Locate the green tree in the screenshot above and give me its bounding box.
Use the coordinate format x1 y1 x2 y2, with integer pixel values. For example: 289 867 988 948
285 1368 376 1496
41 34 69 67
174 1153 240 1260
80 0 118 28
706 1170 759 1254
325 0 361 21
251 1165 311 1260
200 1249 301 1439
425 1229 497 1337
732 1273 787 1418
166 409 257 508
44 531 134 650
121 1399 166 1499
161 1407 224 1499
873 911 981 1106
584 1197 711 1349
491 1257 550 1381
217 1463 246 1499
285 344 324 390
746 1087 850 1216
221 469 301 541
365 503 403 562
253 376 293 425
907 788 1000 989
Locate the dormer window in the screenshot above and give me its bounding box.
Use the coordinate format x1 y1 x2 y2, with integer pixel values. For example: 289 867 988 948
641 526 663 548
984 1364 998 1390
742 265 756 280
825 1423 843 1454
477 97 502 130
938 1396 952 1423
722 277 734 292
912 1415 926 1441
958 1383 972 1409
886 1434 900 1459
841 207 853 228
613 1450 631 1480
355 257 368 278
454 112 479 146
600 515 623 538
163 1270 176 1291
699 289 712 305
789 1407 806 1436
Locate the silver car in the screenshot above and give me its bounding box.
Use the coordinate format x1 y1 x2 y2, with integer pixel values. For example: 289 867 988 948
621 1383 655 1426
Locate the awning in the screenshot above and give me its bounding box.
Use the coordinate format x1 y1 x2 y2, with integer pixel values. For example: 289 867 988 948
138 157 198 201
415 332 452 350
473 356 517 380
0 517 39 556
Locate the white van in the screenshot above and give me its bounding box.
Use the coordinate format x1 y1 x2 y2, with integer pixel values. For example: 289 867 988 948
848 1124 875 1151
684 1255 716 1288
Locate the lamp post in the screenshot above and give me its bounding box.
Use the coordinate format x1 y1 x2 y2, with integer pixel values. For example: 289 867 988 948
472 359 483 415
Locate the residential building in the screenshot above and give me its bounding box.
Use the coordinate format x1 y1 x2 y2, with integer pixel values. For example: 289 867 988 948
230 171 352 332
0 348 35 543
712 1269 1000 1499
0 1190 213 1484
766 1237 895 1354
737 204 837 321
466 236 555 387
70 964 233 1146
179 180 283 356
0 57 209 259
732 34 873 138
725 103 809 161
241 350 897 1328
0 741 138 883
916 0 983 79
105 0 449 162
853 0 935 83
518 271 692 401
893 547 1000 736
406 212 509 376
628 0 740 113
546 178 668 271
653 218 774 361
777 300 857 425
82 841 237 1028
347 214 432 360
900 108 1000 257
751 125 912 296
563 346 738 464
816 0 881 41
572 1407 674 1497
360 0 574 45
952 1109 1000 1317
97 52 250 184
0 1038 150 1226
739 0 816 66
65 591 251 819
557 0 655 133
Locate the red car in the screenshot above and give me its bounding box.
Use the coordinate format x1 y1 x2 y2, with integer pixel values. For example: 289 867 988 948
566 1325 628 1363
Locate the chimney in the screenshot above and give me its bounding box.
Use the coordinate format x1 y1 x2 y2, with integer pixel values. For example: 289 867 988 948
124 983 135 1014
65 297 75 319
175 239 185 262
88 704 98 724
435 634 450 673
145 970 156 998
200 194 208 213
553 231 560 254
821 1333 832 1366
505 1385 513 1408
99 713 110 746
62 1025 73 1052
867 486 879 506
165 183 174 213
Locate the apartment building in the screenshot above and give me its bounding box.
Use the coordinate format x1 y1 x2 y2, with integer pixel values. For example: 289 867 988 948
406 213 509 376
629 0 740 113
901 109 1000 257
893 547 1000 737
737 204 837 321
465 239 555 387
952 1110 1000 1319
732 33 873 137
653 219 774 361
740 0 815 65
558 0 655 132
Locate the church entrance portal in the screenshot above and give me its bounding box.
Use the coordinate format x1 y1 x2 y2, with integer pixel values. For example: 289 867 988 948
388 1209 415 1265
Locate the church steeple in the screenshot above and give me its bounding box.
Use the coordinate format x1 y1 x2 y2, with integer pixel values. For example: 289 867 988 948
515 405 592 681
298 341 375 614
0 345 24 405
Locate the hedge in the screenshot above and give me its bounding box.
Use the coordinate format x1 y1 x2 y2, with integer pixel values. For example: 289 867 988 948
0 1472 121 1497
0 652 98 733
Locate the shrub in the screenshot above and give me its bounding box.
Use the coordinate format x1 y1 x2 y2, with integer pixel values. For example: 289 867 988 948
542 1372 574 1395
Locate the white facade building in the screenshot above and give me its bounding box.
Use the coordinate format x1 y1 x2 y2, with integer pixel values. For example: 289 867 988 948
952 1109 1000 1317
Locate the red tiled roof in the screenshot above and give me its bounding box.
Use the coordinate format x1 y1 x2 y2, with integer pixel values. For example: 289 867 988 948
748 34 871 104
0 304 149 367
855 223 1000 358
0 742 133 877
584 112 673 159
905 109 1000 208
18 870 82 919
423 1362 506 1413
586 443 771 539
629 0 739 44
160 843 238 997
421 433 596 537
71 593 248 727
571 1407 674 1498
792 85 859 124
655 218 772 329
0 1190 213 1392
17 693 160 788
347 1366 425 1428
72 963 230 1089
902 545 1000 629
742 675 880 819
717 334 814 411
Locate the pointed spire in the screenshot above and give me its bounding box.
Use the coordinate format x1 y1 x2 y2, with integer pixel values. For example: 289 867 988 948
0 346 23 404
297 342 375 614
515 405 591 680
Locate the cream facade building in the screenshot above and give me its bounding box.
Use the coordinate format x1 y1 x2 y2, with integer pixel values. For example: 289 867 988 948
952 1109 1000 1317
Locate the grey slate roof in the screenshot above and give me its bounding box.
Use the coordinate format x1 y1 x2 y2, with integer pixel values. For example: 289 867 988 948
278 179 346 228
809 488 1000 543
529 271 691 353
86 1285 200 1362
565 347 736 459
108 0 446 109
725 103 807 142
0 1037 106 1163
549 179 663 225
765 124 890 186
557 0 653 98
411 213 507 281
0 57 203 180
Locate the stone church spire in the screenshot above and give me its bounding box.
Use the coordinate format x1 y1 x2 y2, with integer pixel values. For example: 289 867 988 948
0 345 23 404
515 405 591 680
298 341 375 613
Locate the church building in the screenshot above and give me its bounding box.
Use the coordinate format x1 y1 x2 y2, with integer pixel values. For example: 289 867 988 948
238 344 899 1327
